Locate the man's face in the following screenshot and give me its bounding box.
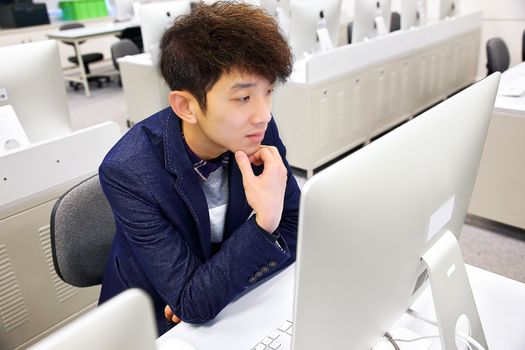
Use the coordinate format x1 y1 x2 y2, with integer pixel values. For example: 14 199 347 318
188 70 274 159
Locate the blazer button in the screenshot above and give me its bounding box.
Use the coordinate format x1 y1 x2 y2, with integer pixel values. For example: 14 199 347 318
269 261 278 268
260 266 270 273
248 276 257 283
255 271 263 278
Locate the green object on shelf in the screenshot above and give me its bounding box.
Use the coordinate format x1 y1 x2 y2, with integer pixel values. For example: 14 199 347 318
59 0 108 20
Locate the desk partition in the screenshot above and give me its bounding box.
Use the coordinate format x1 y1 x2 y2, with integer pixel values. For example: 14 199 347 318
274 12 482 177
0 122 121 349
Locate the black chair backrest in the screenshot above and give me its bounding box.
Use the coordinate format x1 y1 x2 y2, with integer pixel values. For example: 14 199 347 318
50 174 115 287
118 26 144 52
390 11 401 32
111 39 141 70
347 21 353 44
522 30 525 62
486 37 510 75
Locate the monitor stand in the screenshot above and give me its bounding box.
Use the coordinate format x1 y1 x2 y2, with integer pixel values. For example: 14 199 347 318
421 230 488 349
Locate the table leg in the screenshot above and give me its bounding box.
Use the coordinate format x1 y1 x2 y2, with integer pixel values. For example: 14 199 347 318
74 40 91 97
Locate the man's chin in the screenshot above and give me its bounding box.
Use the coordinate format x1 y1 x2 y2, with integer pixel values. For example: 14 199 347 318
233 144 261 158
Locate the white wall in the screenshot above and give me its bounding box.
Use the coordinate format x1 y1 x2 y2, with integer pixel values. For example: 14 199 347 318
461 0 525 77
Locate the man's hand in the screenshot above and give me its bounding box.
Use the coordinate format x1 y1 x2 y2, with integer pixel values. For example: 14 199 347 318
164 304 181 324
235 146 287 233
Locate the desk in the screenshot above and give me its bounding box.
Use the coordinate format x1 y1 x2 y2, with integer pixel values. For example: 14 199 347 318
117 52 170 126
468 62 525 230
156 264 525 350
46 20 139 97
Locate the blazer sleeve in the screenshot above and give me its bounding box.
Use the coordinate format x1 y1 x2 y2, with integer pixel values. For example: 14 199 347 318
98 119 300 324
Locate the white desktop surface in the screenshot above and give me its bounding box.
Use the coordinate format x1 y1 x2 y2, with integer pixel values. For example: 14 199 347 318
46 19 139 42
157 266 294 350
494 62 525 116
157 264 525 350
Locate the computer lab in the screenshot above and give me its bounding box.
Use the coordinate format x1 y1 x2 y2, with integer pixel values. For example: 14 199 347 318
1 0 524 349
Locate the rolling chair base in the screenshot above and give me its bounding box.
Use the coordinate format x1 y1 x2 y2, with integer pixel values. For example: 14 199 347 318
69 76 111 91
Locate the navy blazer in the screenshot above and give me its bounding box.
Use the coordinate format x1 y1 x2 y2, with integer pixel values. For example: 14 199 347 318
98 107 300 335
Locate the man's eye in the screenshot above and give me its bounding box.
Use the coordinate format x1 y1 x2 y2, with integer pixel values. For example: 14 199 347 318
239 96 250 102
267 89 274 95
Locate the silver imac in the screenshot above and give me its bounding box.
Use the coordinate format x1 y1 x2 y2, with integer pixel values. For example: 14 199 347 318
28 289 157 350
292 73 500 349
0 40 71 144
114 0 138 21
288 0 342 59
400 0 418 29
139 0 191 53
352 0 393 43
439 0 457 19
260 0 290 16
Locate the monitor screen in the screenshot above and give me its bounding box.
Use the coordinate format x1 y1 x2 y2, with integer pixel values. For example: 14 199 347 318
438 0 457 19
400 0 418 29
352 0 392 43
139 0 191 53
291 73 500 349
288 0 342 60
0 40 71 144
114 0 138 21
28 289 157 350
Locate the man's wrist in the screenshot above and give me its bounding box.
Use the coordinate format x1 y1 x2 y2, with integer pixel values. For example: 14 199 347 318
255 215 278 236
254 217 280 242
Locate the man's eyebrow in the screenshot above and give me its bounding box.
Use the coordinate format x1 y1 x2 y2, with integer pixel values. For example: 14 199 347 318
230 82 257 90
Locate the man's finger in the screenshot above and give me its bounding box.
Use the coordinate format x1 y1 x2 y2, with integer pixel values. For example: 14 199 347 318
164 304 173 321
171 314 182 324
235 151 255 180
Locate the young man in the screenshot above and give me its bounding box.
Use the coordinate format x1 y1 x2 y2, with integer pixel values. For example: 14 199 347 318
98 2 300 335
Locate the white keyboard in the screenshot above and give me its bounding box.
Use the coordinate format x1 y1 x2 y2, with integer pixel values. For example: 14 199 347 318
499 76 525 97
252 319 294 350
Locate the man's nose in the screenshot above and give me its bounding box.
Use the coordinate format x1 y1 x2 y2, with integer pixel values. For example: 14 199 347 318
251 97 272 124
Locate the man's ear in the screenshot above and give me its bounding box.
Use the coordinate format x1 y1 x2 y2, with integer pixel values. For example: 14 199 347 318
168 91 198 124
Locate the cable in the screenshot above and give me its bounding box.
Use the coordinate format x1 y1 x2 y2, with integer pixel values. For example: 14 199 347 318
406 308 486 350
393 334 473 350
384 332 401 350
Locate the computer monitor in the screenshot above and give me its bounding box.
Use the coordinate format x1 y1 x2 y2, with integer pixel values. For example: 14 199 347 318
28 289 157 350
114 0 138 21
292 73 500 349
139 0 191 53
288 0 342 59
259 0 290 16
0 40 71 144
438 0 457 19
400 0 418 29
352 0 391 43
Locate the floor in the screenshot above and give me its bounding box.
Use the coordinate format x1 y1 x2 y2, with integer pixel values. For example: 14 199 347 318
67 79 525 284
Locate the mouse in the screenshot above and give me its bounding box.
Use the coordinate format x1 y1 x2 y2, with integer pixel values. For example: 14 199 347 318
158 338 198 350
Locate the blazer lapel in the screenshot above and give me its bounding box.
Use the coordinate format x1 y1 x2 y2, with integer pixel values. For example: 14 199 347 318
173 170 211 259
164 111 211 259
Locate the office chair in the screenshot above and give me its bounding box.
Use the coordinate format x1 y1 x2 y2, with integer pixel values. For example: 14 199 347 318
59 23 111 90
522 29 525 61
50 174 115 287
116 26 144 52
390 11 401 32
486 37 510 75
111 39 141 86
347 21 353 44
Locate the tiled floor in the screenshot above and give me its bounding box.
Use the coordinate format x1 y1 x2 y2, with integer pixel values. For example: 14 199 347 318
67 80 525 283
